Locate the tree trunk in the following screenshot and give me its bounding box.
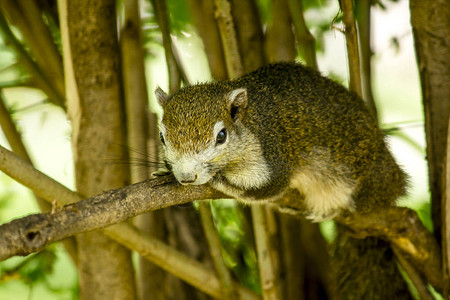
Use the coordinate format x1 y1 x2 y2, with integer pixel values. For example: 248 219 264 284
410 0 450 248
59 0 136 299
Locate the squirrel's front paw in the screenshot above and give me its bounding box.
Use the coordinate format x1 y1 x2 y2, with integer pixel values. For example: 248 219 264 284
152 170 172 177
304 210 339 222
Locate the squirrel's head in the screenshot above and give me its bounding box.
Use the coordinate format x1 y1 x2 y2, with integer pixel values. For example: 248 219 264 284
156 84 248 186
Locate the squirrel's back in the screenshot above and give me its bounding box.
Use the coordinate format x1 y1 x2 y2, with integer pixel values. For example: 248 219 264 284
231 63 407 218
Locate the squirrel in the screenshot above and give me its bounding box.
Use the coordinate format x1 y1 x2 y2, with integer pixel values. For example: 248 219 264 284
156 62 411 298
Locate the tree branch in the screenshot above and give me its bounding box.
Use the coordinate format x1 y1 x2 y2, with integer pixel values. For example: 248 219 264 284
0 144 261 299
198 202 238 300
288 0 318 70
444 115 450 296
0 14 65 109
335 209 442 290
339 0 362 98
151 0 181 94
0 0 65 100
410 0 450 257
104 222 259 300
213 0 244 78
355 0 378 120
0 144 222 260
264 0 296 63
230 0 265 72
186 0 228 80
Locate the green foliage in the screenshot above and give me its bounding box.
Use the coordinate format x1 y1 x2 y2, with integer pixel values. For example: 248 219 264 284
166 0 192 32
210 200 261 292
0 245 78 300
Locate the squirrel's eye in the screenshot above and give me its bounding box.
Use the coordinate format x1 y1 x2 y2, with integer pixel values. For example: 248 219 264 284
216 128 227 145
159 132 165 145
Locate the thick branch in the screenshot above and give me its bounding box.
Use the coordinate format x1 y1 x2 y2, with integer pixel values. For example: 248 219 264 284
0 145 260 299
0 144 224 260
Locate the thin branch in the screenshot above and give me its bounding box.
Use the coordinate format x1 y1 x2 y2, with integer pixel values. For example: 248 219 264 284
264 0 296 63
393 247 435 300
288 0 318 70
120 1 167 298
187 0 227 80
355 0 378 120
104 222 259 300
444 114 450 297
0 14 65 109
213 0 244 78
251 206 281 300
151 0 181 94
15 0 65 98
198 201 238 300
186 0 228 80
340 0 362 98
120 0 151 183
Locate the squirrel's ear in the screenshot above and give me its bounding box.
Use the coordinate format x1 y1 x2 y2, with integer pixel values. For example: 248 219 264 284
227 88 248 121
155 86 169 107
227 88 248 108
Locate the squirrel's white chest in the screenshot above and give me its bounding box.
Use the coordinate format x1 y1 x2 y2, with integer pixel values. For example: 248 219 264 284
289 166 356 222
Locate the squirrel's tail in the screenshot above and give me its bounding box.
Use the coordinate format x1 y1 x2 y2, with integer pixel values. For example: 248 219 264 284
332 225 412 300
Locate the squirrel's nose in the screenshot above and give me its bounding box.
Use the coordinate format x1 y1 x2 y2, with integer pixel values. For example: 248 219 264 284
179 173 198 185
